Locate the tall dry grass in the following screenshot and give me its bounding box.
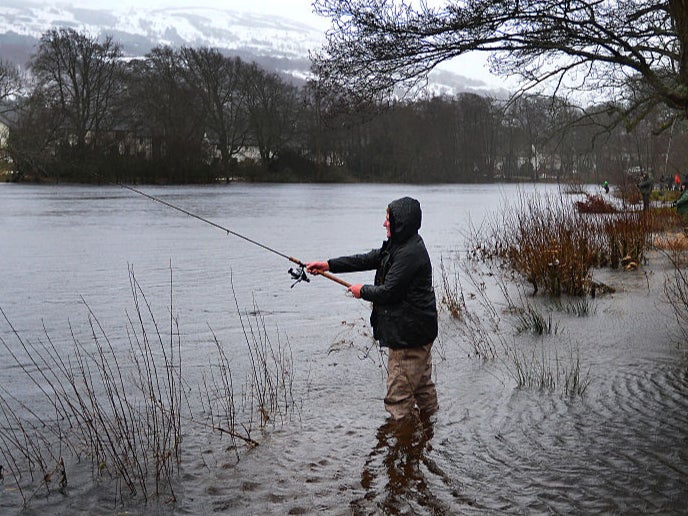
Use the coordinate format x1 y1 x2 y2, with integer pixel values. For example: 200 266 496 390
0 268 296 506
439 259 504 360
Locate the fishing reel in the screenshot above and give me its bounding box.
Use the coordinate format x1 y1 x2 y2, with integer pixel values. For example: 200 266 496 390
288 265 310 288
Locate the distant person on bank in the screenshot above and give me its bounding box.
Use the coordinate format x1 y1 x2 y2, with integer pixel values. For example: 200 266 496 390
675 183 688 217
637 173 653 211
306 197 439 422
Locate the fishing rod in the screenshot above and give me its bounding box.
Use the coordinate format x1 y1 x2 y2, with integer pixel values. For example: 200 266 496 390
112 181 351 289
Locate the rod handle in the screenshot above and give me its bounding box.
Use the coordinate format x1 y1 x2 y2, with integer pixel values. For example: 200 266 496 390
289 257 351 289
318 271 352 288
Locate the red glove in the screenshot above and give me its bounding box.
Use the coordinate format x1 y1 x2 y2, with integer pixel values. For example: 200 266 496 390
348 284 362 298
306 261 329 274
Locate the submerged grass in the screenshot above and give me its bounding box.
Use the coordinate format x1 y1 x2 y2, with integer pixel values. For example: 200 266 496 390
438 257 591 396
552 297 597 317
502 340 591 396
514 305 559 336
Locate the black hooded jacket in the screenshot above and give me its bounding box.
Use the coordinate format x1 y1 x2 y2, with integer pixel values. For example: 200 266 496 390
327 197 438 349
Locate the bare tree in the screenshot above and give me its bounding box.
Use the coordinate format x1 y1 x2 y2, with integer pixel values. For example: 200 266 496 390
313 0 688 123
0 58 21 110
180 48 249 173
6 88 64 179
243 64 299 166
123 46 206 181
30 28 123 150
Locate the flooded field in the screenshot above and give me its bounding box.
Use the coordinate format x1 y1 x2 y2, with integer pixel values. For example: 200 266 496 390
1 182 687 514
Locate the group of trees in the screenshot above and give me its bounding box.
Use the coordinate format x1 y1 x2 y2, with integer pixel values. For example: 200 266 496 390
2 0 688 185
314 92 688 183
1 29 305 183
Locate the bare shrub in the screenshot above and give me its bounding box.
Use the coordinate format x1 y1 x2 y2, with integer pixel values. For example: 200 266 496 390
602 212 649 269
0 269 184 503
469 191 599 296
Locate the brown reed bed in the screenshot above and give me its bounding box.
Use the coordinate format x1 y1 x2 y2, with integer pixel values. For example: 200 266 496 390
467 190 681 297
654 231 688 267
469 191 599 296
0 268 296 507
443 190 684 397
575 193 618 214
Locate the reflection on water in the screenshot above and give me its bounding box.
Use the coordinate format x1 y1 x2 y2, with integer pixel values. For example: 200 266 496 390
2 183 688 514
354 414 477 515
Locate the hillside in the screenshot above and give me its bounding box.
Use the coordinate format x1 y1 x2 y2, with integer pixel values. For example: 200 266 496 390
0 0 506 96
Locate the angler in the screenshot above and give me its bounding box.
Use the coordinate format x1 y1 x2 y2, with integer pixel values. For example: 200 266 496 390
108 181 438 421
306 197 439 422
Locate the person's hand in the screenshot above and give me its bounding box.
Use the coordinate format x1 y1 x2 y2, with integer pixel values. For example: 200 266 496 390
306 261 329 274
348 284 362 298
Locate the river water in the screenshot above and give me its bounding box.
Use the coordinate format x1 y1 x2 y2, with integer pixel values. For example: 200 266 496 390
1 182 687 514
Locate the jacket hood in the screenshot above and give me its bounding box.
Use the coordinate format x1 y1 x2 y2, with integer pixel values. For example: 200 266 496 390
388 197 422 244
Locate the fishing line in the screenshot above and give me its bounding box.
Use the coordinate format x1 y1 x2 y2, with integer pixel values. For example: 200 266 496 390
109 180 351 289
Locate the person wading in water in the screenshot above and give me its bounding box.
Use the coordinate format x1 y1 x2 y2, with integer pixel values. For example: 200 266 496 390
307 196 439 422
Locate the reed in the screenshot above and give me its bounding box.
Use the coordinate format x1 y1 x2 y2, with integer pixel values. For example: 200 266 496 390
502 340 590 396
664 255 688 345
0 268 296 507
438 256 466 319
439 263 504 360
234 294 295 431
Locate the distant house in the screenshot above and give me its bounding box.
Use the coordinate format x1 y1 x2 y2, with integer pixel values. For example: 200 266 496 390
0 111 16 178
0 113 10 150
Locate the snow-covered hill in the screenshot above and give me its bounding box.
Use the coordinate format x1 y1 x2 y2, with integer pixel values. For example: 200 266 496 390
0 0 508 96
